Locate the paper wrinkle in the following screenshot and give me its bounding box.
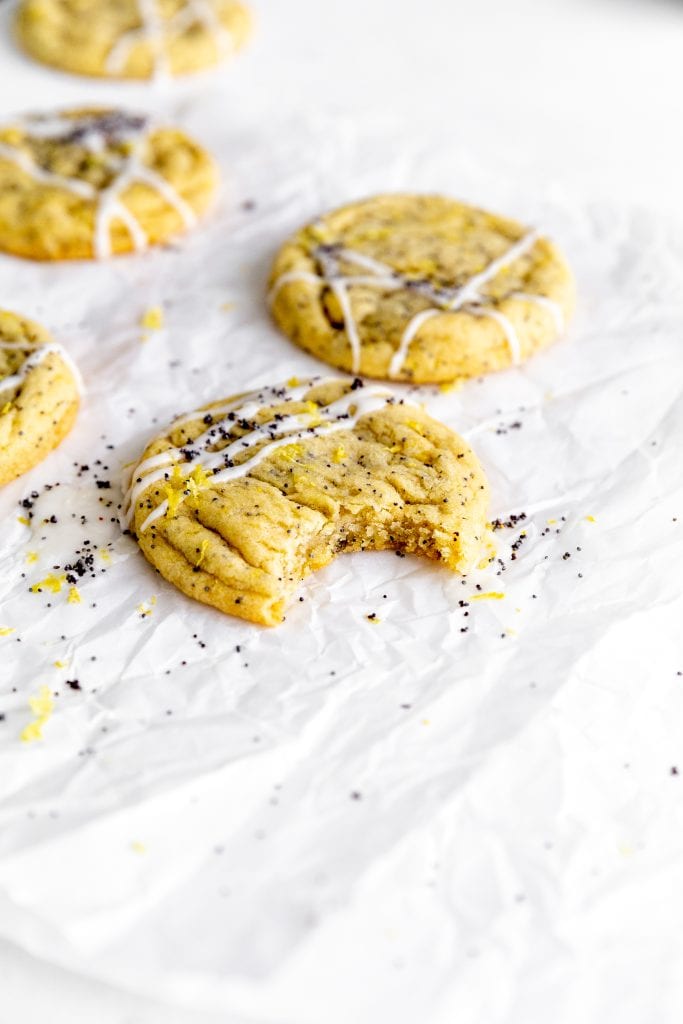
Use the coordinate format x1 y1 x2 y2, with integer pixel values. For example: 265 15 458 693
0 106 682 1024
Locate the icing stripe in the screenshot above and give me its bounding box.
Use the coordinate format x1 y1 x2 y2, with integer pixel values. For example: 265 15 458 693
0 342 83 396
0 114 197 260
105 0 234 77
123 379 402 533
511 291 565 333
269 228 552 376
442 230 540 311
330 280 363 373
389 309 441 379
467 306 522 365
0 143 94 199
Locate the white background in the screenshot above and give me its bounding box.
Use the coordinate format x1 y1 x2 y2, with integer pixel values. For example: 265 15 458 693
1 1 683 1022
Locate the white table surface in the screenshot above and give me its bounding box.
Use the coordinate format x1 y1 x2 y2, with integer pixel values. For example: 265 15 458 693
0 1 682 1022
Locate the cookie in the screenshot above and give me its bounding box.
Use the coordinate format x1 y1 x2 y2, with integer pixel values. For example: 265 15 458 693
0 310 81 487
15 0 251 79
123 376 492 626
268 194 575 384
0 108 218 260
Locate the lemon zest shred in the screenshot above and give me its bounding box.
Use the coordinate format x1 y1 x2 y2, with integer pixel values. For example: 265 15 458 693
21 685 54 743
280 443 304 462
332 446 347 463
53 660 68 669
1 400 12 414
586 515 596 523
438 379 463 393
470 591 505 601
286 376 300 388
137 597 156 618
25 551 39 564
17 515 30 526
190 464 212 488
141 306 164 330
0 626 15 637
163 484 183 519
195 539 209 568
67 585 82 605
30 573 66 594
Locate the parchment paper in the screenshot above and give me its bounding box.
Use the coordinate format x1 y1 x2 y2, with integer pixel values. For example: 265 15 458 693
0 58 682 1024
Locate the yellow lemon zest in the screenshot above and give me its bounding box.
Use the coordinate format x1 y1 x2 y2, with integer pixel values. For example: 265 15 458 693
1 127 22 146
25 551 39 564
67 586 81 605
0 626 15 637
547 518 557 525
586 515 596 523
287 376 300 388
17 515 30 526
438 379 463 393
332 446 347 463
190 464 212 488
141 306 164 330
195 539 209 568
54 660 67 669
163 484 183 518
21 685 54 743
98 548 112 564
280 443 304 462
406 420 426 436
137 595 157 618
30 573 66 594
470 591 505 601
1 400 12 415
21 721 45 743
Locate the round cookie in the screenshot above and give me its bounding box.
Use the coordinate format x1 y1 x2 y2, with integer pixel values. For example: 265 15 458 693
123 376 492 626
0 310 80 486
0 108 218 261
268 194 575 384
15 0 251 80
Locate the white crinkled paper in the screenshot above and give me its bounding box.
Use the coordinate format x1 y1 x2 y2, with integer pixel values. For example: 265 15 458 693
0 81 683 1024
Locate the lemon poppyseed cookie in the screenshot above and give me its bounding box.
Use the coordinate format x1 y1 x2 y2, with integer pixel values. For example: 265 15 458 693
0 108 218 261
268 194 575 384
0 310 80 486
123 376 492 626
16 0 251 79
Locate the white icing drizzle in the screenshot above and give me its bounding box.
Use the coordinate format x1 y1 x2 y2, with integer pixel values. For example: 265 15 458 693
0 112 196 259
0 341 83 396
270 227 564 376
510 291 565 333
105 0 234 78
0 142 93 199
122 377 403 534
466 306 522 365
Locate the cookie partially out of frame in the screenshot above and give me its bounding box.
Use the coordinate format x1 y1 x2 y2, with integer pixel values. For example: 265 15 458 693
15 0 251 79
269 194 575 384
0 108 217 261
123 376 492 626
0 310 80 486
